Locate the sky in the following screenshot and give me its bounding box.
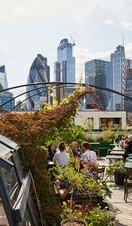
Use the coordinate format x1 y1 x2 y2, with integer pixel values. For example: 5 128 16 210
1 0 132 99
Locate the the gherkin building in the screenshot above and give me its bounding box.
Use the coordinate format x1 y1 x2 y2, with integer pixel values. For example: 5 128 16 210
26 54 50 110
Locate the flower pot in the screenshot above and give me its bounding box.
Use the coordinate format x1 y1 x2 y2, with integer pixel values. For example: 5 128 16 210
60 219 86 226
114 171 125 185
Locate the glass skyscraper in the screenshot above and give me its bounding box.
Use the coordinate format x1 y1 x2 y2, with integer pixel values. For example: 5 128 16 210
124 59 132 111
55 38 75 83
0 65 8 89
85 59 110 110
0 91 15 111
110 45 127 110
54 38 75 99
26 54 50 110
0 65 15 111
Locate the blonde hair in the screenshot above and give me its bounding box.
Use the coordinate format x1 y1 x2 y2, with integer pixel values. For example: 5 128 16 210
128 135 132 141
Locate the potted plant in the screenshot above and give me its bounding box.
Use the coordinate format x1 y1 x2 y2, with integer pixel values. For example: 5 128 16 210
60 201 115 226
105 160 126 185
49 157 113 226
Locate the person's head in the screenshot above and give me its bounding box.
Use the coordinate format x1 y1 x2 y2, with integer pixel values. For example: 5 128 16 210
48 144 55 153
128 134 132 142
59 141 66 152
70 142 78 151
82 142 90 152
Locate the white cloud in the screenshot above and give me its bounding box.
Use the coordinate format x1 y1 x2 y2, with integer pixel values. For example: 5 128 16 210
125 43 132 58
120 21 132 31
105 20 115 25
1 0 132 96
74 46 111 82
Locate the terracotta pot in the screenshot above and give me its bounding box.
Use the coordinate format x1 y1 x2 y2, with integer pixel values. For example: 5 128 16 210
60 219 86 226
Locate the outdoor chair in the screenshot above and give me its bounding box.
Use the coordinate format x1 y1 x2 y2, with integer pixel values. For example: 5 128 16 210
107 149 112 155
124 169 132 202
94 149 100 158
97 165 106 180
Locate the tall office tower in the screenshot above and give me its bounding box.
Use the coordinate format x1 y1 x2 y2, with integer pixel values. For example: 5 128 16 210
0 65 15 111
0 65 8 89
85 59 110 110
124 59 132 112
26 54 50 110
54 38 75 100
110 45 127 110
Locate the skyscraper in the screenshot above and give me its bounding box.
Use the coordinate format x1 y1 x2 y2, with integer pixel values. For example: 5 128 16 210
85 59 110 110
54 38 75 100
110 45 127 110
55 38 75 83
0 91 15 111
26 54 50 110
0 65 8 89
124 59 132 111
0 65 15 111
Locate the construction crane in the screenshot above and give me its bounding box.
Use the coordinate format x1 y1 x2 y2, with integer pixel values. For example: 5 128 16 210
70 34 75 46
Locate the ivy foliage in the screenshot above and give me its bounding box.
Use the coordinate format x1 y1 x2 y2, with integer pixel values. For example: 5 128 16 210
0 87 97 224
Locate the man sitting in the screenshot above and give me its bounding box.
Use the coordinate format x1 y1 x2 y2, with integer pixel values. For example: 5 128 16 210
70 141 83 158
80 142 97 169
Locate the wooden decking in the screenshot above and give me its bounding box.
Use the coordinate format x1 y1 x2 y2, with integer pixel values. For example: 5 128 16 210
0 202 8 226
98 157 132 226
107 185 132 226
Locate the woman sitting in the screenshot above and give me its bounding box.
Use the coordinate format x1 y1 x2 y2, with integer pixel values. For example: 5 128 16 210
53 141 69 168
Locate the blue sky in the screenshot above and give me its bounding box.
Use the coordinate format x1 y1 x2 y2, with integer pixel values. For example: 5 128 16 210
1 0 132 97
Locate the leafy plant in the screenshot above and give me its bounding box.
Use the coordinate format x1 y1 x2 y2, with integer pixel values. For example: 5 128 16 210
60 202 115 226
0 87 99 224
105 160 126 179
97 123 128 143
50 157 113 225
86 206 115 226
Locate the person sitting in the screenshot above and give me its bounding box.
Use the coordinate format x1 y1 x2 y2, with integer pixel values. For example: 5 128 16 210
47 144 56 161
80 142 97 168
53 141 69 168
70 141 83 158
123 135 132 160
54 179 71 199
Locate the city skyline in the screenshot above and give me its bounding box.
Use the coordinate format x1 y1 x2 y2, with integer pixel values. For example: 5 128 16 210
1 0 132 99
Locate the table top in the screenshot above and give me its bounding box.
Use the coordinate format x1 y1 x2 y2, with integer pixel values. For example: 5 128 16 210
106 155 123 160
125 161 132 169
48 161 54 165
110 150 125 155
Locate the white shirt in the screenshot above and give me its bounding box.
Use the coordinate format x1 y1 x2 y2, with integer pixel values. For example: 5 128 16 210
53 151 69 167
81 150 97 163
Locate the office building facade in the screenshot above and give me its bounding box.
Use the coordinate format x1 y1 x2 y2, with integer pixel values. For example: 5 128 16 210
54 38 75 100
0 65 15 111
124 59 132 111
110 45 127 110
85 59 110 110
26 54 50 110
0 65 8 89
0 91 15 111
